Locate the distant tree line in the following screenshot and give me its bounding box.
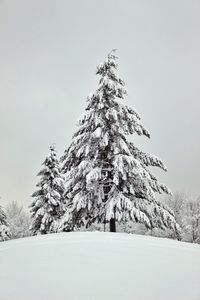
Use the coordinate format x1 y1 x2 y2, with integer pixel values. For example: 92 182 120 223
118 192 200 244
0 201 31 241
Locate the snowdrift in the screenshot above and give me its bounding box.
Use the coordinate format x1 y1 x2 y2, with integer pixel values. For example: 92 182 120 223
0 232 200 300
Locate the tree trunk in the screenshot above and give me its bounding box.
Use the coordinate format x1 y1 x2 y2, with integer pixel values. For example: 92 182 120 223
109 218 116 232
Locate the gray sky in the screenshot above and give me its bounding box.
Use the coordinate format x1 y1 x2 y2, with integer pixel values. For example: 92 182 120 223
0 0 200 208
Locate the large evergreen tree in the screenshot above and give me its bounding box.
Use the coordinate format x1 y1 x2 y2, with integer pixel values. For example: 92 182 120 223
30 146 65 234
61 50 179 235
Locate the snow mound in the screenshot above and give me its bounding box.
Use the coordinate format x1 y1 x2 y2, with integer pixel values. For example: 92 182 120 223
0 232 200 300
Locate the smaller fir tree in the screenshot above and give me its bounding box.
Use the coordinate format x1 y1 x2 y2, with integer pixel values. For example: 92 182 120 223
30 146 65 235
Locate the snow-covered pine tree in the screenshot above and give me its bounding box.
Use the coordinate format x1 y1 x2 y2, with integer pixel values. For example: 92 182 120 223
0 204 7 226
0 202 10 241
30 146 65 235
61 50 179 236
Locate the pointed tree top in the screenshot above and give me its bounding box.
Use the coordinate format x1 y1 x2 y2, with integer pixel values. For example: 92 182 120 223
96 49 120 76
107 49 118 60
50 145 56 152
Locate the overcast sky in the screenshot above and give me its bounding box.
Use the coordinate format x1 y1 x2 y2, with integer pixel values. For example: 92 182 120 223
0 0 200 208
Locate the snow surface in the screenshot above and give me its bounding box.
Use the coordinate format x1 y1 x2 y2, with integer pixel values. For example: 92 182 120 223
0 232 200 300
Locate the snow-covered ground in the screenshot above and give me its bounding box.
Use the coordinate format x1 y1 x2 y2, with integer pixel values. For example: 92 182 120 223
0 232 200 300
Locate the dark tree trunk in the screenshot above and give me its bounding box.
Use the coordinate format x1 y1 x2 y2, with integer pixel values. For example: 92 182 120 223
109 218 116 232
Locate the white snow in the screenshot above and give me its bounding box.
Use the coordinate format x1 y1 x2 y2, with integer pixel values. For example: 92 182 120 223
0 232 200 300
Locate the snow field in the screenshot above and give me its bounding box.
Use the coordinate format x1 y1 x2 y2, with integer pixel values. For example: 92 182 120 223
0 232 200 300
